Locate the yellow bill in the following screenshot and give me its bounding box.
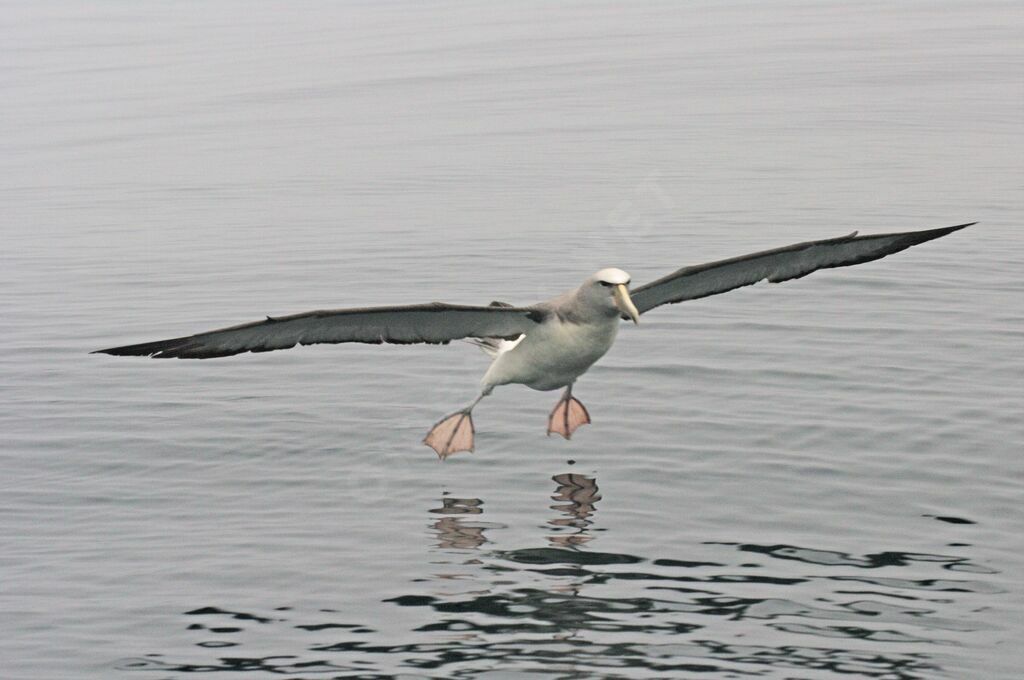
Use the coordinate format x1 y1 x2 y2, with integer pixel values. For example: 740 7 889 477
613 284 640 324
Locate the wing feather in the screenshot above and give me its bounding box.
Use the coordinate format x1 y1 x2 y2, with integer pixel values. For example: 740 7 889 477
630 223 974 314
94 303 545 359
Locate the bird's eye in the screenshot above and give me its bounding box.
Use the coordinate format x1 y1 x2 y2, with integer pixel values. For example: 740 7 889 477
598 281 613 287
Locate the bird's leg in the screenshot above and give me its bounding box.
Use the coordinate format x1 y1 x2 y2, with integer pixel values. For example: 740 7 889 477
423 389 490 460
547 383 591 440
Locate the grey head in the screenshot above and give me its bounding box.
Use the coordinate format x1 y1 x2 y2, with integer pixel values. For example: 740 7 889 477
572 267 640 324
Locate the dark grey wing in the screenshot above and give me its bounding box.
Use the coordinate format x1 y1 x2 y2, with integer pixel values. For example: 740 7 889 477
93 303 546 359
630 223 974 315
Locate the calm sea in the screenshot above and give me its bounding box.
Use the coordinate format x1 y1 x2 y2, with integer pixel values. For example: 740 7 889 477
2 1 1022 678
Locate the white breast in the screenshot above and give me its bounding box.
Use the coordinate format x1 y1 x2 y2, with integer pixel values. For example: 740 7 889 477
482 315 620 392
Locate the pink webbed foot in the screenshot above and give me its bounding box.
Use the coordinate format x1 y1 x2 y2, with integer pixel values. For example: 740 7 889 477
423 410 475 460
547 395 591 440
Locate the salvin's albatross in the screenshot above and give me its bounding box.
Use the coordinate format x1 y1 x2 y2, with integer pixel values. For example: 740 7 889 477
94 223 973 459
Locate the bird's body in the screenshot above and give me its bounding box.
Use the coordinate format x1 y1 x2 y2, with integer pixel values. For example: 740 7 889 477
93 223 974 459
484 277 625 392
490 314 618 391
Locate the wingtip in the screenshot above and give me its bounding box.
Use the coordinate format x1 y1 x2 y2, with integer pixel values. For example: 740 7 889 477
931 221 976 238
89 344 164 358
893 221 975 244
91 345 141 357
91 347 126 356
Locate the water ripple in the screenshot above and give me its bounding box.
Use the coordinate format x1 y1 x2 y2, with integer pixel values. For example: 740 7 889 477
115 473 1000 679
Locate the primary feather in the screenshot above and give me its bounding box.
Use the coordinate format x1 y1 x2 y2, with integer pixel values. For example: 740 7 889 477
94 303 545 359
630 223 974 315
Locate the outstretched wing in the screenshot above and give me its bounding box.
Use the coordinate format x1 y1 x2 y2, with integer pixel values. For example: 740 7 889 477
93 303 546 359
630 223 974 315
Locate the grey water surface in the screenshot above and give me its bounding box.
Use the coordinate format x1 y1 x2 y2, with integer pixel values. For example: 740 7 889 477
2 2 1023 678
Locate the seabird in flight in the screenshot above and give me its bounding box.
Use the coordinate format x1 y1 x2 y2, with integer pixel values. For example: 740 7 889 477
94 222 973 459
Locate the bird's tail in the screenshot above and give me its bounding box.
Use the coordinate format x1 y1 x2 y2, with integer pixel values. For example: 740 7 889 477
462 300 525 358
463 336 523 358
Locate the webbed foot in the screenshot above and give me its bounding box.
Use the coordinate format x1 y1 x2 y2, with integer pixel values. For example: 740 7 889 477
423 410 475 460
547 390 591 440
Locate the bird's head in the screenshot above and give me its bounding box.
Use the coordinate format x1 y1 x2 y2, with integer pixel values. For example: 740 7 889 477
585 268 640 324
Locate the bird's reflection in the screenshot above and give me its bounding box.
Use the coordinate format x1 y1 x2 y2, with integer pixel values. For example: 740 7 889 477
428 496 489 550
547 473 601 547
125 471 990 680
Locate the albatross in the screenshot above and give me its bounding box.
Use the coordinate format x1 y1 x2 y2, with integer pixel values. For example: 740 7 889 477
94 222 972 459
